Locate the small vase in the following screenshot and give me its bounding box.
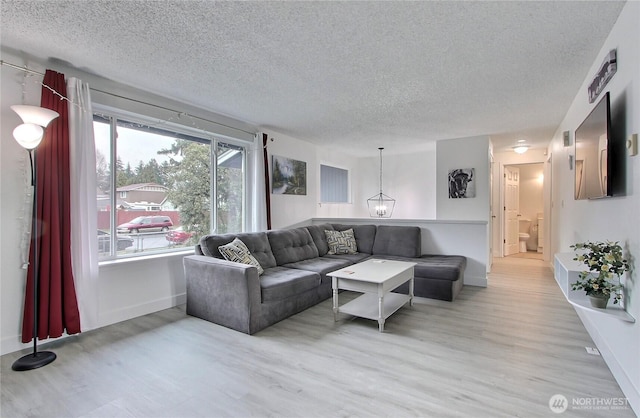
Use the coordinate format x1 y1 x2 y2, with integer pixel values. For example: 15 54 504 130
588 293 609 309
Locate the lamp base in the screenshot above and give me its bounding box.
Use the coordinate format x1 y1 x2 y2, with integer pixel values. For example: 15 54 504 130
12 351 56 371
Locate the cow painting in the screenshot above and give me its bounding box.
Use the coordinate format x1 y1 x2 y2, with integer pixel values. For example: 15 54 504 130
448 168 475 198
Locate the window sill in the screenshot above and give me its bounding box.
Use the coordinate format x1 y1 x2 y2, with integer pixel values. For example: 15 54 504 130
99 248 194 268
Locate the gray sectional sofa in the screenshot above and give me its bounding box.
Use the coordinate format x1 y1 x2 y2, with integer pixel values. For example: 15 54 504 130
183 223 466 334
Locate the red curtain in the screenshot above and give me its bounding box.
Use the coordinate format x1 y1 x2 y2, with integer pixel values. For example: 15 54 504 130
21 70 81 342
263 133 272 230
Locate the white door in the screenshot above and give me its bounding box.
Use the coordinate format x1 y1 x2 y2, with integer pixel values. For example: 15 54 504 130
504 166 520 256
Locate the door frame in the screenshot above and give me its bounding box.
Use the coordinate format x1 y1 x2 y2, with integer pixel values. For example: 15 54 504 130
492 158 551 261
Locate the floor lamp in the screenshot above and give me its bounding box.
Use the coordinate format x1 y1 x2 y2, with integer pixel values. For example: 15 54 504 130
11 105 60 372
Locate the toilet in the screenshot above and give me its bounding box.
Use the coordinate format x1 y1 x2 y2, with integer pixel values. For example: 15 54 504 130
518 218 531 253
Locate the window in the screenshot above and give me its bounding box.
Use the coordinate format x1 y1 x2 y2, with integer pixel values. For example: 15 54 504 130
94 110 246 260
320 164 349 203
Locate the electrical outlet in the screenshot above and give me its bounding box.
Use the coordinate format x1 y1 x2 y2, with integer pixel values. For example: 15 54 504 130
585 347 600 355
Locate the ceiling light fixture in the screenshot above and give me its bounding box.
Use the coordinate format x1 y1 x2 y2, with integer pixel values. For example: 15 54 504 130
513 145 530 154
367 147 395 218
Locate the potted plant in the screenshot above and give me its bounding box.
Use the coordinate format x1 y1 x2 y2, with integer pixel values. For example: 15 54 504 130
570 241 630 309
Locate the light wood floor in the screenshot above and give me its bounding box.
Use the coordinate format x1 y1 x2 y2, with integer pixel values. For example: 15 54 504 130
507 251 544 260
1 257 635 417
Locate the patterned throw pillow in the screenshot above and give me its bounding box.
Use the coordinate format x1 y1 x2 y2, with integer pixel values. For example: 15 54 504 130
218 238 264 275
325 229 357 255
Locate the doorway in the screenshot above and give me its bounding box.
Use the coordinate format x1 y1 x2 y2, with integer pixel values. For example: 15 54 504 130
503 163 544 260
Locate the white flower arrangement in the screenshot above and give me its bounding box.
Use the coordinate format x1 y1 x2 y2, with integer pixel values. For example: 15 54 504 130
570 241 630 304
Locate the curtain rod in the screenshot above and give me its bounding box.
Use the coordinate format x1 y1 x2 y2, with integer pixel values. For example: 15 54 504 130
1 60 256 137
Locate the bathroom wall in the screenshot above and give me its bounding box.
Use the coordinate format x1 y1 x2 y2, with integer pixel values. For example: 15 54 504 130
505 163 544 251
518 163 544 222
519 163 544 251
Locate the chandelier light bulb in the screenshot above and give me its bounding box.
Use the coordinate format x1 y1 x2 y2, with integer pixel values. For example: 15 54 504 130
375 204 387 216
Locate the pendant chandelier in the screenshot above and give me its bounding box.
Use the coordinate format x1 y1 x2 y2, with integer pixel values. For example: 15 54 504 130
367 147 395 218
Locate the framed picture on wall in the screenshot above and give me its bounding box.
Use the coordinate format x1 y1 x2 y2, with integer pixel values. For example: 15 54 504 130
272 155 307 195
448 168 475 198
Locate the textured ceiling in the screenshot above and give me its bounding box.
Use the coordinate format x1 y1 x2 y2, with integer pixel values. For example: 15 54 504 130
1 1 625 156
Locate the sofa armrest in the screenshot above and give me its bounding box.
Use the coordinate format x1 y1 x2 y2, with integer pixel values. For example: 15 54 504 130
183 255 261 334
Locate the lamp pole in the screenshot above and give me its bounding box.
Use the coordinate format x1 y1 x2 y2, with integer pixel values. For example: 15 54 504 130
12 148 57 371
10 105 59 371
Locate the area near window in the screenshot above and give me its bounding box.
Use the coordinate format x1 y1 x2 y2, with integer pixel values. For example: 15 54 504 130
94 110 246 261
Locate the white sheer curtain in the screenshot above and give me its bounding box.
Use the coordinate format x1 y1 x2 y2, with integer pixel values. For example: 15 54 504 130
67 77 99 331
246 133 268 232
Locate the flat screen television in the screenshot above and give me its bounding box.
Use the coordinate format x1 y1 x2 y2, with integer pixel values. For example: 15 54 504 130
574 92 612 200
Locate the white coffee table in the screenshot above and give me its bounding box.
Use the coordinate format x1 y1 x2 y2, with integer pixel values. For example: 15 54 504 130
328 259 416 332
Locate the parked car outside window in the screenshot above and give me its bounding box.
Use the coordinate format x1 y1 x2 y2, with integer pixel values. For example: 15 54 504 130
165 226 195 244
117 215 173 233
97 230 134 252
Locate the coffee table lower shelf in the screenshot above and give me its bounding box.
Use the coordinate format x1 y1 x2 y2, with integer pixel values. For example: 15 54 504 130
337 292 411 327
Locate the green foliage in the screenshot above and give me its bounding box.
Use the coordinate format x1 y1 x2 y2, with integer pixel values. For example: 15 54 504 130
164 141 211 240
272 158 284 188
105 138 244 240
570 241 630 304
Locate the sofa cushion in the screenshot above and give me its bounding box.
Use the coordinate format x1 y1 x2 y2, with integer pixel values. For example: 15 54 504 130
267 228 319 265
323 252 372 264
372 225 421 258
325 229 357 255
331 224 377 254
305 223 334 256
417 255 466 281
371 254 465 281
199 232 277 269
218 238 264 275
260 267 321 302
282 256 353 283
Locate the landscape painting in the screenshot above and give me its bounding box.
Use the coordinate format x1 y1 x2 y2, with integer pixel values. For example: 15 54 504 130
272 155 307 195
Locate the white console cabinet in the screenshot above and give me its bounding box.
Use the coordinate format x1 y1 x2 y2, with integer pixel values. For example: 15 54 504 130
554 253 635 323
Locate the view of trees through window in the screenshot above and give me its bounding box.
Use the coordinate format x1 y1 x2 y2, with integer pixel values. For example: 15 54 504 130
95 114 245 259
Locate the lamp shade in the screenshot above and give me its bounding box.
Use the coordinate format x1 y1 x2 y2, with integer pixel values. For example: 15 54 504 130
11 105 59 128
13 123 44 150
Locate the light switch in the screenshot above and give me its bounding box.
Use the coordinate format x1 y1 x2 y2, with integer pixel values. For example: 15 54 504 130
627 134 638 156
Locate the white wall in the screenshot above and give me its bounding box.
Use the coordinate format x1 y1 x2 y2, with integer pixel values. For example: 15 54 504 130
436 136 490 221
550 2 639 412
1 54 44 355
436 136 491 270
517 164 544 224
266 132 324 229
356 146 437 220
267 138 437 228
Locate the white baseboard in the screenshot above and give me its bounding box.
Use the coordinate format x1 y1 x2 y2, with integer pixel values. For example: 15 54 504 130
1 332 73 356
576 309 639 416
464 274 488 287
1 293 187 356
99 293 187 328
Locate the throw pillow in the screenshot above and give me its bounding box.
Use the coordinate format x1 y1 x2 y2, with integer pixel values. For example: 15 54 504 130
218 238 264 275
325 229 357 255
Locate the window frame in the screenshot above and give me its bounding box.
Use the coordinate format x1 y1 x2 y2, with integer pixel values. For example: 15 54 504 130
319 163 351 204
94 105 249 261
